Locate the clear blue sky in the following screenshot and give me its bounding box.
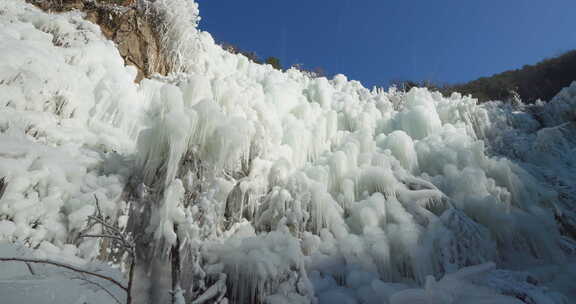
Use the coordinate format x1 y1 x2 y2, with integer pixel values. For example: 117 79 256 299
196 0 576 88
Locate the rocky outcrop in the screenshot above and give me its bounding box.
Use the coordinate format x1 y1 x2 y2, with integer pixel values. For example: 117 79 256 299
28 0 169 82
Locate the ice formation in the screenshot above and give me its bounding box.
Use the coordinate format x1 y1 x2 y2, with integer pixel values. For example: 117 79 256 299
1 0 576 303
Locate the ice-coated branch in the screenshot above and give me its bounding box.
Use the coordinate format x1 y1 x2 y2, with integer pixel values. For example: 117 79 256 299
87 214 126 236
80 195 135 254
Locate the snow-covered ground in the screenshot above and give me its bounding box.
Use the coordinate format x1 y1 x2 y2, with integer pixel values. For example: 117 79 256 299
0 0 575 303
0 241 126 304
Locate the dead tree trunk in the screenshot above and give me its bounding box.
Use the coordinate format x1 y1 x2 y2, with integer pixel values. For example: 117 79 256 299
171 224 181 304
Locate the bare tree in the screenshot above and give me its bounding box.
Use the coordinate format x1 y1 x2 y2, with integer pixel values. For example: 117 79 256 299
79 195 137 304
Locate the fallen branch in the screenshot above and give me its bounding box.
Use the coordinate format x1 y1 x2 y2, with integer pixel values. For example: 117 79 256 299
75 274 123 304
0 257 127 291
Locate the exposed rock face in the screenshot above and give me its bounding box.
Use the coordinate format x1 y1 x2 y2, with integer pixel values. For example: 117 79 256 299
28 0 169 82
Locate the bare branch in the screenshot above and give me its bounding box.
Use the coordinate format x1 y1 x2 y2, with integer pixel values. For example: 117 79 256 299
94 194 103 218
0 177 7 200
87 215 126 237
79 234 126 244
0 257 127 291
25 262 35 275
79 234 134 255
74 275 123 304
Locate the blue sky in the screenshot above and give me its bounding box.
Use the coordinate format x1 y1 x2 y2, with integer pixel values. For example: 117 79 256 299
196 0 576 88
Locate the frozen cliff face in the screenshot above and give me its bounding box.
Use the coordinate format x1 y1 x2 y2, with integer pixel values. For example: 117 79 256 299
1 0 576 303
0 0 143 260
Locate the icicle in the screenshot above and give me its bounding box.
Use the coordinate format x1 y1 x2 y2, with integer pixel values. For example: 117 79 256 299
154 179 186 248
357 167 397 199
380 130 419 173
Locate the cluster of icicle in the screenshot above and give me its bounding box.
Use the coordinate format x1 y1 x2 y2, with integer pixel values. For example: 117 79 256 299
1 0 575 303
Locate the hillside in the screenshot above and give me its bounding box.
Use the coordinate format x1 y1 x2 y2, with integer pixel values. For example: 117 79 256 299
1 1 576 304
442 50 576 103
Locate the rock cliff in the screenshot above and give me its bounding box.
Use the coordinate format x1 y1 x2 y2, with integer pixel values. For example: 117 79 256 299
28 0 169 82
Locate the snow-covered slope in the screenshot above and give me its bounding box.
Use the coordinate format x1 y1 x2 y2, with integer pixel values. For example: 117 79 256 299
1 1 575 303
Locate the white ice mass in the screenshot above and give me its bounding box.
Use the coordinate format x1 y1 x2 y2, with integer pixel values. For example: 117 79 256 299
1 0 576 303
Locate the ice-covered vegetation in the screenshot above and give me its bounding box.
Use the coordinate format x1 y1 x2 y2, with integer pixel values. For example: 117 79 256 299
1 0 576 303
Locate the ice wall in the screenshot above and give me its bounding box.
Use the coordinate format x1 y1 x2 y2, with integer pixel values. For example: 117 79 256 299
0 0 575 303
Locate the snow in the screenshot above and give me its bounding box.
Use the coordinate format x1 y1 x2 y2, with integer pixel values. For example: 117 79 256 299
388 263 525 304
0 241 126 304
1 0 576 303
